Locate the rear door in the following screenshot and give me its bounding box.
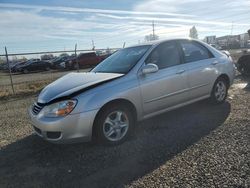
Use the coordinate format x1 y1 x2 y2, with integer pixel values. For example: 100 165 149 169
177 40 217 100
139 41 189 115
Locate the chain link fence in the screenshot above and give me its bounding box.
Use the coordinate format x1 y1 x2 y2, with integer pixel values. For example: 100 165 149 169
0 46 119 99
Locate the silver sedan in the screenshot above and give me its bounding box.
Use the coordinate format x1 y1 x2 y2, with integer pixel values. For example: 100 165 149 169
28 38 235 145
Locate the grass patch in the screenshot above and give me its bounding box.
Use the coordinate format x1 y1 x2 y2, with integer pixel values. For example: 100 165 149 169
0 79 55 100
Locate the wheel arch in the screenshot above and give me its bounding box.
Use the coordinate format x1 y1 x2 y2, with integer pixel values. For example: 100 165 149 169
92 98 138 136
217 74 230 88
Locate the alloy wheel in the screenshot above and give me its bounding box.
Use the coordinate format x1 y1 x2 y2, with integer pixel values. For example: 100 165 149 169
214 81 227 102
103 110 129 142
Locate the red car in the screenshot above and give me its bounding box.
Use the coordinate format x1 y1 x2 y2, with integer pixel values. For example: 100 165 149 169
66 52 109 69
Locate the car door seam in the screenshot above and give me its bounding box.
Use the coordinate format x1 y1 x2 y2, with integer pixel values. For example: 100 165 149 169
145 83 209 104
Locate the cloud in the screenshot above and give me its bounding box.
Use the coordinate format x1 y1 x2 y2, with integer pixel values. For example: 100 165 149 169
95 13 249 26
0 1 249 53
0 9 168 50
0 3 195 17
134 0 209 12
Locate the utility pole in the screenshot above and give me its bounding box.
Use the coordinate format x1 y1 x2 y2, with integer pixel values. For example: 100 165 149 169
230 22 234 35
5 47 15 95
152 20 155 40
75 43 79 72
92 40 95 50
227 22 234 49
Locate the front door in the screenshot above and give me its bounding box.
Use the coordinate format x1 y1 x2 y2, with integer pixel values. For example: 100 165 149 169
139 41 189 115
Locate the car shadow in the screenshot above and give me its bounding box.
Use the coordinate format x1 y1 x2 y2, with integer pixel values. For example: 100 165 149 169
0 100 231 188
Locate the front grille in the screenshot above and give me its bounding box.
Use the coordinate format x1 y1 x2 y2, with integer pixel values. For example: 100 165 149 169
47 131 61 139
32 102 44 115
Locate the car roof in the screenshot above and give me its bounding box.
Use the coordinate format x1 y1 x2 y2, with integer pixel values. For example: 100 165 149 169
128 37 199 48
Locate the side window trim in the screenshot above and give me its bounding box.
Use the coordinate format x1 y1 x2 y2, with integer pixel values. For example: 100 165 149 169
176 40 185 65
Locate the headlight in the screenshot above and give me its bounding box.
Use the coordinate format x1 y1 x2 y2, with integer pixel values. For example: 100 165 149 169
40 100 77 118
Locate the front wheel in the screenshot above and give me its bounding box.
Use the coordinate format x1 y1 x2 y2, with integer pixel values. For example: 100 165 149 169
210 78 228 104
23 69 28 74
93 104 134 145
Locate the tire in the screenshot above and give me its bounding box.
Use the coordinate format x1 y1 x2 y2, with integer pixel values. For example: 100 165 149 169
93 104 135 145
210 77 228 104
73 63 79 70
238 64 250 76
23 69 28 74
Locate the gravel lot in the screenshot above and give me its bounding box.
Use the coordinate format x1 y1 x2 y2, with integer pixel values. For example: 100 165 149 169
0 76 249 188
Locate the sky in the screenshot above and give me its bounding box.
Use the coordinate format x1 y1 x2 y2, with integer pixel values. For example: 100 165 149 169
0 0 250 54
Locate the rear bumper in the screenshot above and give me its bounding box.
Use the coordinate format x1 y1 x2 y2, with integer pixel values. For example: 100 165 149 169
28 108 99 144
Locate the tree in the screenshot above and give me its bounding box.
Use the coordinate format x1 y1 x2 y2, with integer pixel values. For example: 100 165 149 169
59 53 69 57
189 26 198 39
41 54 54 60
144 34 159 42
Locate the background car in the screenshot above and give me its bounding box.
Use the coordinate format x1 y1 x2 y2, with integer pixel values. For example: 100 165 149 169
236 30 250 76
16 59 52 73
236 53 250 76
49 56 71 69
10 61 27 72
65 52 109 69
0 63 8 71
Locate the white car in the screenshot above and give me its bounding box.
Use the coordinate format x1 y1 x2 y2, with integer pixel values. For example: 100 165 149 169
29 38 235 145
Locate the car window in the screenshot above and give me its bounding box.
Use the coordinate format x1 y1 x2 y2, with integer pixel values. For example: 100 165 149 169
180 40 213 63
146 41 181 69
92 45 151 74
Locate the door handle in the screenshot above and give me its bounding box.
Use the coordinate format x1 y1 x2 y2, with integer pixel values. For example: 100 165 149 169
212 61 219 65
176 69 185 74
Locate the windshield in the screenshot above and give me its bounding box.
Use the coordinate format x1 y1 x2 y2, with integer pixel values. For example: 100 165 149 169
91 45 151 74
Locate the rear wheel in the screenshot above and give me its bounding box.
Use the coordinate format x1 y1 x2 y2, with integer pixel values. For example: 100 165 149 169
210 78 228 104
23 69 28 74
94 104 134 145
73 63 79 70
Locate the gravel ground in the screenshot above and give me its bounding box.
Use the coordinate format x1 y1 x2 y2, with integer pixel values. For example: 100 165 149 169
0 76 249 188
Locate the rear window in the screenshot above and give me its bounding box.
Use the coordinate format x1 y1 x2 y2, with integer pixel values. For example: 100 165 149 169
180 40 214 63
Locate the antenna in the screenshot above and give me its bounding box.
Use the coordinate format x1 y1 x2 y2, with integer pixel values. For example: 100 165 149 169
230 22 234 35
152 20 155 40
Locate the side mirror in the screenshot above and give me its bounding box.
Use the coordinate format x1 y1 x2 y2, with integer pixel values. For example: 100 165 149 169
141 63 159 75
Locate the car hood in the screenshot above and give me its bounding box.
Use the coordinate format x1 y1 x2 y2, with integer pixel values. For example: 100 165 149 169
38 72 123 104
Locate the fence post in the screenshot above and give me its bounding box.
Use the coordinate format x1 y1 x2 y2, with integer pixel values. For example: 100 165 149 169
75 44 79 72
5 47 15 95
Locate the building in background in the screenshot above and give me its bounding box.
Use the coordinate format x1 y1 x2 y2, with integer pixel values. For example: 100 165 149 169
239 33 250 48
203 33 250 49
216 35 240 49
204 36 216 45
